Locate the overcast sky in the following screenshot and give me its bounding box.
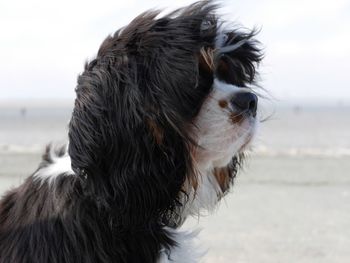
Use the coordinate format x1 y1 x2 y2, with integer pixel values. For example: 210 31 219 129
0 0 349 105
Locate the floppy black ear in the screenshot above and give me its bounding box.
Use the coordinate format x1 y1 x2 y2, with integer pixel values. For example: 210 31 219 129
215 30 263 87
68 1 219 226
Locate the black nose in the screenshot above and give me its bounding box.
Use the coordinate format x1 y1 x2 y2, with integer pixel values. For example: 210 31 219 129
231 92 258 117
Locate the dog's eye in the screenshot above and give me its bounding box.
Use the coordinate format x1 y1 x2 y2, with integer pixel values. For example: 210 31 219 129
214 30 261 87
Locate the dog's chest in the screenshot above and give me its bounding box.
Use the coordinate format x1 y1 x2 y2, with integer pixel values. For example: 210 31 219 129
157 227 205 263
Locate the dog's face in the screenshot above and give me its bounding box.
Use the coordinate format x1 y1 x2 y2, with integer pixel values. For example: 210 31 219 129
68 2 262 225
193 79 258 171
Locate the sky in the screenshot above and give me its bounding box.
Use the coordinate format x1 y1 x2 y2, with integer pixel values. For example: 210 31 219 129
0 0 349 105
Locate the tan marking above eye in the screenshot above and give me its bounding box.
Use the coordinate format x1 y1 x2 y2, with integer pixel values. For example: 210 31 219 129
199 47 215 73
218 99 228 108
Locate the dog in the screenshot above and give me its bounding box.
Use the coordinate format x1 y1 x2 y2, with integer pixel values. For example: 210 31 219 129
0 1 262 262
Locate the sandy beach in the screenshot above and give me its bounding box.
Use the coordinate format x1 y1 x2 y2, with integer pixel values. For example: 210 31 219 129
0 104 350 262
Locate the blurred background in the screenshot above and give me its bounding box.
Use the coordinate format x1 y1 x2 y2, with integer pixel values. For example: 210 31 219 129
0 0 349 262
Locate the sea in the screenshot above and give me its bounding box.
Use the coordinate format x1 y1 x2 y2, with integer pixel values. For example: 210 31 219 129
1 100 350 157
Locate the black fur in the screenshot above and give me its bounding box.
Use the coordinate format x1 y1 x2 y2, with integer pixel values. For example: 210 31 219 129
0 1 262 262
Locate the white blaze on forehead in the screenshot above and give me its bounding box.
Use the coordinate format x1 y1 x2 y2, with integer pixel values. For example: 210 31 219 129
214 78 239 93
213 78 251 96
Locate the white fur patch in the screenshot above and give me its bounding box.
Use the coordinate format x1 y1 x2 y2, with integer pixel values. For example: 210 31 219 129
181 171 222 219
214 78 251 95
181 79 258 217
33 145 75 184
158 227 205 263
194 79 257 170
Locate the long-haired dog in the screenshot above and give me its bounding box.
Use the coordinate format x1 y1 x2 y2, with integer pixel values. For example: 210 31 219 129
0 1 262 262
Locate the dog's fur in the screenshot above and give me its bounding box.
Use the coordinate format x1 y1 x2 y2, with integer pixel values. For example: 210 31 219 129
0 1 262 262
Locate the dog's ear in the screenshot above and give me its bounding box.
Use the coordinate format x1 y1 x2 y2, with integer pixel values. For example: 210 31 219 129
215 30 263 87
68 1 219 225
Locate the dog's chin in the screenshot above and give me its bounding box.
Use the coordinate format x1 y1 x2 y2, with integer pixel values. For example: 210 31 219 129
212 115 257 168
238 115 258 151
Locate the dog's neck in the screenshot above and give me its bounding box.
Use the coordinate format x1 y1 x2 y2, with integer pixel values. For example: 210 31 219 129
30 144 205 262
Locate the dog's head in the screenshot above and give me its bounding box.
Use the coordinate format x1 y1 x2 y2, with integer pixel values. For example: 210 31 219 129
68 1 262 226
